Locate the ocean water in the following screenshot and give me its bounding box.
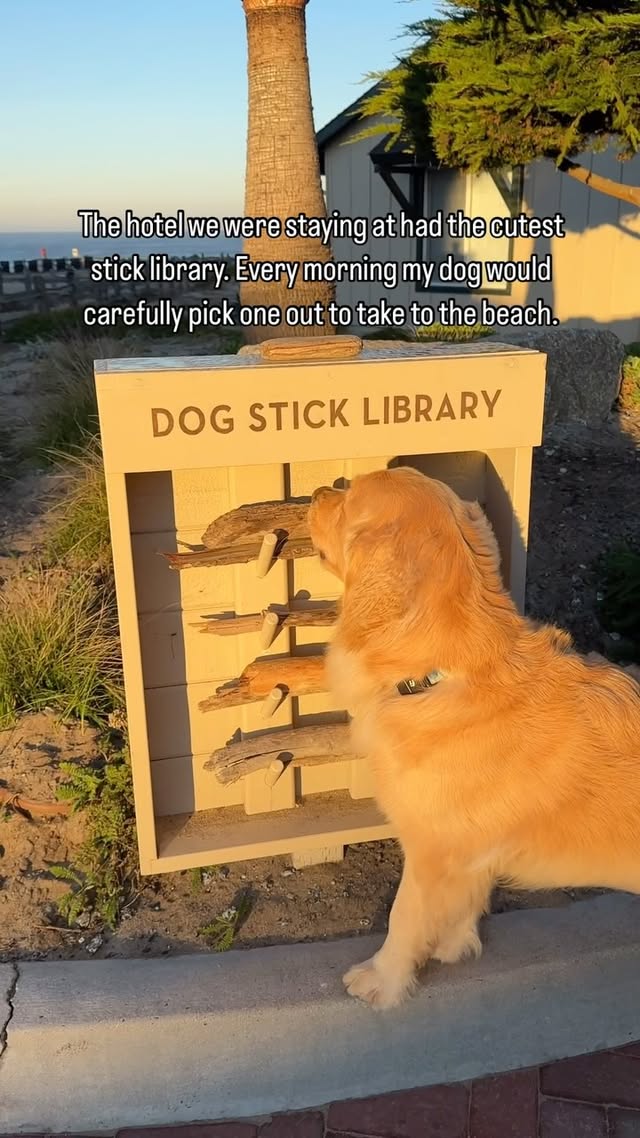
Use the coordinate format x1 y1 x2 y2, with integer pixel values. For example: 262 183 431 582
0 231 242 262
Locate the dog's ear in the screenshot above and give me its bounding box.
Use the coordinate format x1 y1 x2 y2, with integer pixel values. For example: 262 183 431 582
340 519 415 645
338 471 516 672
456 500 504 582
340 496 476 650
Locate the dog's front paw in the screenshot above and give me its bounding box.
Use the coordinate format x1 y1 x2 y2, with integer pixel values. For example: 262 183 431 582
343 956 416 1010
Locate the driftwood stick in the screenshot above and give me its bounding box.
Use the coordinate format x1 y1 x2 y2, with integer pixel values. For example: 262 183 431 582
198 654 327 712
201 501 310 551
192 604 339 636
162 500 313 571
162 536 314 571
255 335 363 363
205 723 357 785
0 788 72 818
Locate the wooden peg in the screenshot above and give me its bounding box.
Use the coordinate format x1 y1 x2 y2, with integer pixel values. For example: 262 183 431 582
259 610 280 649
264 759 285 788
256 532 278 578
261 686 284 719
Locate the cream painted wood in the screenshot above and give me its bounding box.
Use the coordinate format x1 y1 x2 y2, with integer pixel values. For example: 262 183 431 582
95 343 545 874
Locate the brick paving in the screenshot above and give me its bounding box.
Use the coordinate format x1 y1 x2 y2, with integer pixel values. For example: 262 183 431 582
3 1042 640 1138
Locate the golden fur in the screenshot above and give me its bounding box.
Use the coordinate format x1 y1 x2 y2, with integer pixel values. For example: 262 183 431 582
308 466 640 1009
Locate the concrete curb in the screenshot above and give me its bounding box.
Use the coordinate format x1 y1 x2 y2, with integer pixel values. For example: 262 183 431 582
1 894 640 1135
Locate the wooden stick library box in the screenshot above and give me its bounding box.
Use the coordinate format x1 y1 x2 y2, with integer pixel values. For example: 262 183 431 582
94 338 546 875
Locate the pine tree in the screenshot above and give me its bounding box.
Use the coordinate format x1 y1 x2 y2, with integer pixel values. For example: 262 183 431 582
359 1 640 207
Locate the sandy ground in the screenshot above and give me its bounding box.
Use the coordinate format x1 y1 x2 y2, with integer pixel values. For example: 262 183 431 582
0 341 638 962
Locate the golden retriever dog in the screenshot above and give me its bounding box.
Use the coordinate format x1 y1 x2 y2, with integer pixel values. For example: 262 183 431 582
308 466 640 1010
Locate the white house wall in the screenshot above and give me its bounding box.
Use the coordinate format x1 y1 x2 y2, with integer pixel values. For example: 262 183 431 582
323 115 640 342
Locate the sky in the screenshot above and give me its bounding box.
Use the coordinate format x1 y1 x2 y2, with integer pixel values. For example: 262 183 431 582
1 0 438 232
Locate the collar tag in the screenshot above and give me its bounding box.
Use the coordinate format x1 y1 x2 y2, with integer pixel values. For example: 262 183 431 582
396 671 445 696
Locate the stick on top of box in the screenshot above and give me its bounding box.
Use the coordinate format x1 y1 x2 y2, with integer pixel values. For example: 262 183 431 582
94 335 546 875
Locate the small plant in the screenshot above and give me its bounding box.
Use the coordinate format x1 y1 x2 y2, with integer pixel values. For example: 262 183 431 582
189 865 218 893
416 323 493 342
30 334 138 459
52 746 138 929
190 867 205 893
197 893 252 952
45 440 111 572
620 348 640 412
49 865 93 928
216 330 243 354
598 544 640 659
0 565 123 729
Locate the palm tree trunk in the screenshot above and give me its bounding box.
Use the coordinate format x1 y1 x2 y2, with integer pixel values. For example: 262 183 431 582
240 0 336 343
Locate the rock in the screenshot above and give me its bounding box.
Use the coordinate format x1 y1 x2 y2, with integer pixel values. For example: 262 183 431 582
489 328 625 432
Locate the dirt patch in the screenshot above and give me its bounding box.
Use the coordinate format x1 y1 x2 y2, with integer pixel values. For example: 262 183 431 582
0 720 605 963
0 344 638 962
0 712 96 959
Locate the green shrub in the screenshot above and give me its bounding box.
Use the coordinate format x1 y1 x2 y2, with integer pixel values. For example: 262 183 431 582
30 335 131 458
45 441 111 572
416 323 493 342
0 565 123 729
197 893 253 951
620 351 640 411
53 745 138 929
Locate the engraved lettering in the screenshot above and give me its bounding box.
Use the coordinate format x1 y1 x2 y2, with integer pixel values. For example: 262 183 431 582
415 395 432 422
330 398 349 427
151 408 173 437
461 392 478 419
363 397 379 425
178 406 205 435
435 394 456 421
249 403 267 431
481 389 502 417
393 395 411 423
210 405 234 434
303 400 325 428
269 401 288 430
